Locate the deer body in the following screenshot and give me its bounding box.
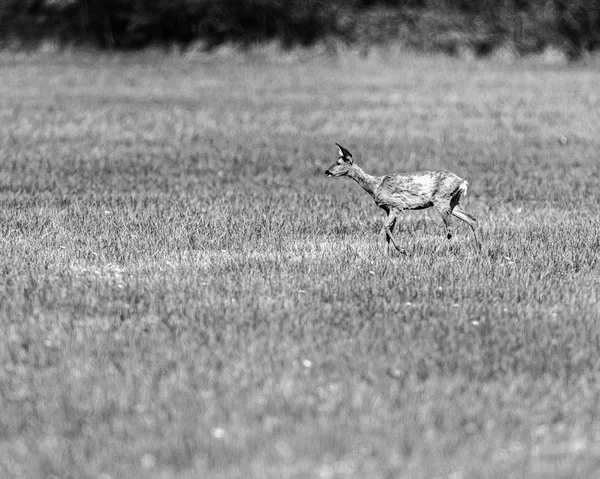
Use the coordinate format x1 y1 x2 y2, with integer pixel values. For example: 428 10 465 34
326 144 481 255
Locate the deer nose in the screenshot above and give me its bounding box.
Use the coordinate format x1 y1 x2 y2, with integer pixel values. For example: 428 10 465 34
325 169 332 177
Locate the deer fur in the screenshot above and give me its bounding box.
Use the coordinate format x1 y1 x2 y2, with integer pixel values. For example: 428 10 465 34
325 143 481 255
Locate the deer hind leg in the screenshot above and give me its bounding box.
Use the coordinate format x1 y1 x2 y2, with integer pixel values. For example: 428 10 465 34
383 210 406 256
451 204 482 251
441 213 452 240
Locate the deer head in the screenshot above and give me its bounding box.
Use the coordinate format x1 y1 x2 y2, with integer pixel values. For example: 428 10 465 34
325 143 354 177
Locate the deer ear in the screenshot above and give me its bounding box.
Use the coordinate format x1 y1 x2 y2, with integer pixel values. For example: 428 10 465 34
335 143 353 164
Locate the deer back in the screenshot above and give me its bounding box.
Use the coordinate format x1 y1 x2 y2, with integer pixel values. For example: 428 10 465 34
375 170 464 211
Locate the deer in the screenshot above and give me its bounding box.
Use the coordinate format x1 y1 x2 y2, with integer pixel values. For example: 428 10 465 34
325 143 481 255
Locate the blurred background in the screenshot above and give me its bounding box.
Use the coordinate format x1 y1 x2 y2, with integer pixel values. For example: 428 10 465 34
1 0 599 59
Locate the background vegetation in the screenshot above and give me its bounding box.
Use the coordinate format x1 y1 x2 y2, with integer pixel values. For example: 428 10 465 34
1 0 600 57
1 49 600 477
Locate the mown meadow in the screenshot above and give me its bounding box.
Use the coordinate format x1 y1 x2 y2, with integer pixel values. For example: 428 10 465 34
1 47 600 478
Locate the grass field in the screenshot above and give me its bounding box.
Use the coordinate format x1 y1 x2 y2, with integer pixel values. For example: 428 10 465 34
1 47 600 478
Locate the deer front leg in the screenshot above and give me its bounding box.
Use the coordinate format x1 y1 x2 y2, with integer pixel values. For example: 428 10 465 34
440 212 452 240
383 210 406 256
433 203 453 240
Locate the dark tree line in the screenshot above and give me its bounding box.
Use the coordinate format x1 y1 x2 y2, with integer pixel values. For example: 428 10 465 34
1 0 599 57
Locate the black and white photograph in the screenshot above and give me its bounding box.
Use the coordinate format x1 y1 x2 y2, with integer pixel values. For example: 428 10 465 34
1 1 600 477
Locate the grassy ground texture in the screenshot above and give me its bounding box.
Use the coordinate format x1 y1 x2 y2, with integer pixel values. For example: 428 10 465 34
1 48 600 478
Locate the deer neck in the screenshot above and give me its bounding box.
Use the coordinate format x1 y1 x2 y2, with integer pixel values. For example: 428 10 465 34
348 165 378 198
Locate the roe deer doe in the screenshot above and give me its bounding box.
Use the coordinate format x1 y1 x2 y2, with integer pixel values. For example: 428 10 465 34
325 143 481 255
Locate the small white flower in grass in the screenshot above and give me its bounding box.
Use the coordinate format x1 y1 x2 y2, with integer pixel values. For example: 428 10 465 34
13 440 27 455
359 442 374 455
471 320 480 326
404 302 412 306
301 359 313 369
570 438 586 453
319 465 334 479
368 271 375 275
140 453 156 469
210 427 226 439
104 210 111 215
275 440 293 460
